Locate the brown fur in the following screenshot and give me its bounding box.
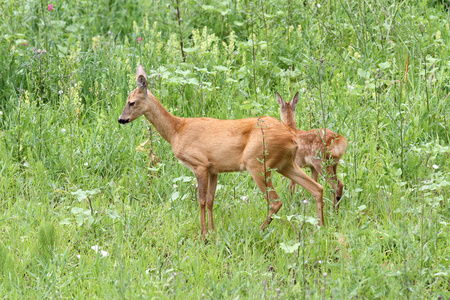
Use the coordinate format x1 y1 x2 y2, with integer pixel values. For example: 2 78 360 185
118 66 326 238
277 92 347 211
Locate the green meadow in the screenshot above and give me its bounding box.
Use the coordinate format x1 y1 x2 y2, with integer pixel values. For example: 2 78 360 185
1 0 449 298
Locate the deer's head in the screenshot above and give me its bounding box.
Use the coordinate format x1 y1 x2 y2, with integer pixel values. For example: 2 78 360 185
118 65 149 124
276 92 299 129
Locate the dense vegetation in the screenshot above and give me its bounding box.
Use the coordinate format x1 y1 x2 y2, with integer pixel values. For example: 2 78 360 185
1 0 449 298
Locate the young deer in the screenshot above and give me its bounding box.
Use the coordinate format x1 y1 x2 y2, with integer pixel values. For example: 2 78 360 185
118 65 325 237
276 92 347 211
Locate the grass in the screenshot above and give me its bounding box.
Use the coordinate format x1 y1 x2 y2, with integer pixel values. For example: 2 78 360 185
1 0 449 298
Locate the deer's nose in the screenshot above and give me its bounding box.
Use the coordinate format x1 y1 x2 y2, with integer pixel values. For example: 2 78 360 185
118 118 130 124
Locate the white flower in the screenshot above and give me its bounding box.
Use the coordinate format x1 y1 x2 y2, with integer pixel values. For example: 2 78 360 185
61 128 66 133
58 90 64 95
76 255 81 259
432 164 439 169
323 272 327 277
318 260 322 264
84 162 88 166
240 196 249 203
91 245 108 257
317 3 321 8
0 111 3 116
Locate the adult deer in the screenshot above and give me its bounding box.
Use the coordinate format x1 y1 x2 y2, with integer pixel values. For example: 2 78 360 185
276 92 347 211
118 65 325 237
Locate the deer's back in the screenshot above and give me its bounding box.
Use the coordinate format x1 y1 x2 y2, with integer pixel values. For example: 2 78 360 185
171 116 298 173
295 129 347 167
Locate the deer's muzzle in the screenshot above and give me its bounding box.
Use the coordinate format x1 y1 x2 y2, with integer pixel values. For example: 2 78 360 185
118 118 130 124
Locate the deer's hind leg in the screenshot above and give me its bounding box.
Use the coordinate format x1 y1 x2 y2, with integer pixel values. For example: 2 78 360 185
206 173 218 231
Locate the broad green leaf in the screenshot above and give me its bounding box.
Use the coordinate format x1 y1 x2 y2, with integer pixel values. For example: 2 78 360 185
175 69 191 77
183 47 197 53
57 45 68 55
214 65 228 71
280 241 301 254
15 39 27 46
305 216 319 226
378 61 390 70
186 78 199 85
279 56 294 65
59 218 71 225
173 176 193 183
357 68 370 79
106 210 121 219
75 214 85 227
71 207 85 214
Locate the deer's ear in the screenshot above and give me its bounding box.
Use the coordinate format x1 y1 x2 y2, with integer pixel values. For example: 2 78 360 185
276 92 285 108
136 65 148 92
290 92 299 111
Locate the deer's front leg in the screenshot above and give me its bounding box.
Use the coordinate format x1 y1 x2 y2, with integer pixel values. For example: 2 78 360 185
194 168 209 238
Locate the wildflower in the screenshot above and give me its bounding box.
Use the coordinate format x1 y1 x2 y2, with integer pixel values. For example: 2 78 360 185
240 196 249 203
354 52 361 59
323 272 327 277
58 90 63 95
91 245 109 257
76 255 81 259
137 37 143 44
0 111 3 116
317 3 321 8
23 43 27 46
84 162 88 166
48 4 53 11
432 164 439 169
61 128 66 133
302 199 308 205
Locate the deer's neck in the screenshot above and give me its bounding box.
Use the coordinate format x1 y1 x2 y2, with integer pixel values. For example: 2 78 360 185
143 93 181 144
285 118 297 130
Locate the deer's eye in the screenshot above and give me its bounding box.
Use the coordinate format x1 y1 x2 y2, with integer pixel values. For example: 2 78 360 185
129 102 135 107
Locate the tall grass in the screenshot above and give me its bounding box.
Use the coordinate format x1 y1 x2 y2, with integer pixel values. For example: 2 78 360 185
0 0 449 298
